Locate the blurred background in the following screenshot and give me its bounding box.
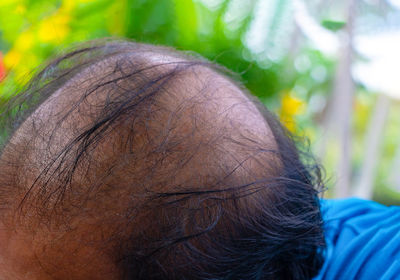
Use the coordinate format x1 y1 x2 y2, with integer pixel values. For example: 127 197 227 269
1 0 400 204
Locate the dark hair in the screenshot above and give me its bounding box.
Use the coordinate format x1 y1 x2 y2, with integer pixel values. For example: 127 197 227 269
0 39 325 280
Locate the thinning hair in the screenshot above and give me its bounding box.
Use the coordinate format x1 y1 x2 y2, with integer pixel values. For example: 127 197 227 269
0 39 325 280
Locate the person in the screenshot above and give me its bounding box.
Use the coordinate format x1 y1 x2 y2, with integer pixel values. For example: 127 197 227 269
0 39 397 280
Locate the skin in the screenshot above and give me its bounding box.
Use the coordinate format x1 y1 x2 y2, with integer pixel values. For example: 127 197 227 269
0 52 278 279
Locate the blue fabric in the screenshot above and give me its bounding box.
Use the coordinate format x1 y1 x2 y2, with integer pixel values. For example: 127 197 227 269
314 198 400 280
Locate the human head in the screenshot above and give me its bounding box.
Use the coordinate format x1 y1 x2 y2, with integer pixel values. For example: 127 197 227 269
0 39 324 279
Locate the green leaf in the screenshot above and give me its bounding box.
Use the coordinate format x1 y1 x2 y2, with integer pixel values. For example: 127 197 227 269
321 20 346 31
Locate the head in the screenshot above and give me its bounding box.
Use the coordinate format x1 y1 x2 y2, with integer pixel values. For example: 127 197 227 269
0 39 325 280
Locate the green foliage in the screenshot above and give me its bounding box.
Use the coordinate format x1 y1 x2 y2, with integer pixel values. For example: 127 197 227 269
321 20 346 32
0 0 294 104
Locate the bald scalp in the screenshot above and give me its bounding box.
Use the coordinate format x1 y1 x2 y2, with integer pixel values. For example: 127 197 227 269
0 40 324 280
4 48 278 216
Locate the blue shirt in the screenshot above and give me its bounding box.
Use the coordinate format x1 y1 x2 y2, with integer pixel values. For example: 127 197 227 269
314 198 400 280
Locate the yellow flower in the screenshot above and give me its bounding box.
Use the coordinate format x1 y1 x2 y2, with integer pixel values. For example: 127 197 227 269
280 92 306 132
61 0 76 13
15 3 26 15
38 13 70 43
61 0 96 12
3 48 21 69
15 31 34 51
281 92 305 116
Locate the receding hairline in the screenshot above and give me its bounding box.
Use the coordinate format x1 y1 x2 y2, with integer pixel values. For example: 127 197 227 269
1 42 279 213
8 43 277 156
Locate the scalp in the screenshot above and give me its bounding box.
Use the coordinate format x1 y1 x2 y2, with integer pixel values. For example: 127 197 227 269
2 47 278 214
0 44 279 278
0 40 324 280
